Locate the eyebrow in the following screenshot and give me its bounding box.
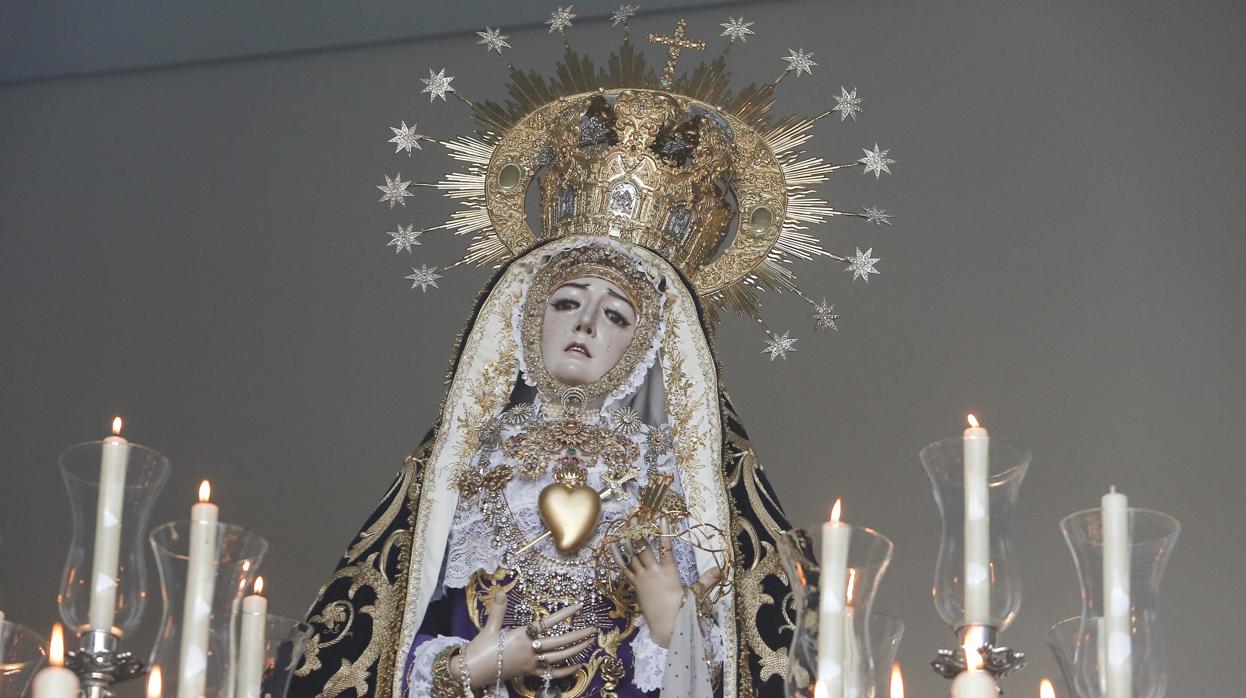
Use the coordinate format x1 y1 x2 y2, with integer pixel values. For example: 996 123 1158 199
557 281 636 313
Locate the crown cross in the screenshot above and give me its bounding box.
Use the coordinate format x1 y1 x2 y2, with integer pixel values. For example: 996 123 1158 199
646 19 706 87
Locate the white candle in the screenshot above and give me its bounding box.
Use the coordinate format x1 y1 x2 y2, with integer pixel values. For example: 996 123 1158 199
32 624 80 698
1040 677 1056 698
949 644 998 698
177 480 219 698
89 417 131 634
148 666 163 698
1101 487 1132 698
816 499 851 698
890 662 904 698
962 414 991 626
236 577 267 698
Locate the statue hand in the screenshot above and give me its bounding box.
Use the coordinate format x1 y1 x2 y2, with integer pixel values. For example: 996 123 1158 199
612 519 724 648
451 594 596 688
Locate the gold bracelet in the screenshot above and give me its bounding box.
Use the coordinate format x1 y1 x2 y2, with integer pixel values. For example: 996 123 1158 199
431 645 467 698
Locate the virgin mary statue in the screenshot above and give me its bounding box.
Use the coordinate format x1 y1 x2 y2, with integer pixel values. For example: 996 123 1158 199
290 21 885 698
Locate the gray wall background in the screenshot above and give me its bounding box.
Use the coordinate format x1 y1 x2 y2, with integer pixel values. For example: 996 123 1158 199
3 0 1244 695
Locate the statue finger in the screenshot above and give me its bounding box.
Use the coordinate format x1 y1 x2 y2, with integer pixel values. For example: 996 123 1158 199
484 592 508 633
609 543 631 577
658 519 674 560
540 601 584 629
698 565 724 588
550 663 585 680
543 635 596 665
542 626 596 650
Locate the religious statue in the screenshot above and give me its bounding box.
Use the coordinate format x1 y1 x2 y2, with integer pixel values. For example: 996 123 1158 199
289 11 892 698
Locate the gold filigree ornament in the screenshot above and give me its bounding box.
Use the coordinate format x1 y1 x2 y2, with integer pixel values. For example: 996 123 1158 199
374 12 896 348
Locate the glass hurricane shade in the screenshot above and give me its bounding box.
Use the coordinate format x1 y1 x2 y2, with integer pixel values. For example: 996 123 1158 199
58 440 170 638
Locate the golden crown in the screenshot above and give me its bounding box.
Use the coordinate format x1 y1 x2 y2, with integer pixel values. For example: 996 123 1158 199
377 9 897 358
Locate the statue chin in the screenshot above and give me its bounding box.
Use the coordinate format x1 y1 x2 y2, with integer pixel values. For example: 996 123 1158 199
546 359 606 387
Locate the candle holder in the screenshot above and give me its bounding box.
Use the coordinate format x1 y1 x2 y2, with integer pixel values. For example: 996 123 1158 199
149 521 268 698
1046 617 1086 698
58 441 171 638
0 620 48 698
777 524 900 697
58 440 171 698
1058 507 1179 698
233 613 312 698
920 436 1030 679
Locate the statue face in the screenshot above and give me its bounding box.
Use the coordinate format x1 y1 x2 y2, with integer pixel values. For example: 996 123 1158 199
540 275 639 387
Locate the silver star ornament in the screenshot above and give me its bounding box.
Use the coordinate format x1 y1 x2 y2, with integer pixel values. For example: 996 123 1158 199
858 143 896 178
812 299 840 332
762 331 798 361
405 265 442 292
782 48 818 76
832 86 862 121
547 6 576 33
376 173 413 208
720 17 755 43
845 247 881 282
476 27 511 54
386 224 423 254
862 206 893 226
610 5 639 26
388 121 425 156
420 68 456 102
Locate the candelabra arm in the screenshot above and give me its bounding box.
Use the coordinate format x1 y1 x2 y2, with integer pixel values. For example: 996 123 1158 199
931 624 1026 680
64 629 147 698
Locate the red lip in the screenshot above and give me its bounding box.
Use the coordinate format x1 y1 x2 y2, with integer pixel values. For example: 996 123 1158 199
565 341 592 358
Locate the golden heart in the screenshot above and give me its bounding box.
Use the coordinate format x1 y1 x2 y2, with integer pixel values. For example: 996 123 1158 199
538 482 602 553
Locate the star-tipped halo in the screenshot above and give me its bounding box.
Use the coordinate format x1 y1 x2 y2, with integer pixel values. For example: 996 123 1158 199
420 68 456 102
845 247 881 282
386 224 423 254
812 299 840 332
832 86 862 121
858 143 895 178
476 27 511 54
376 173 413 208
862 206 893 227
405 265 442 292
782 48 818 76
763 331 798 361
720 17 755 43
388 121 425 156
610 5 639 26
546 6 576 33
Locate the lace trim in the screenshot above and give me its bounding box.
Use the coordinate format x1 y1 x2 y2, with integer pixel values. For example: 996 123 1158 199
407 635 465 698
629 619 669 693
511 238 669 412
444 421 695 589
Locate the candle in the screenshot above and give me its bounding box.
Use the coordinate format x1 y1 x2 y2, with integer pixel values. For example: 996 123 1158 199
1101 487 1131 698
1040 677 1056 698
949 643 998 698
890 662 904 698
962 414 991 625
816 499 851 698
148 666 163 698
89 416 131 634
236 577 268 698
32 624 80 698
177 480 219 698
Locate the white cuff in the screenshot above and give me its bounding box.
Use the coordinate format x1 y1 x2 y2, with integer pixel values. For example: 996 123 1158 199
629 618 670 693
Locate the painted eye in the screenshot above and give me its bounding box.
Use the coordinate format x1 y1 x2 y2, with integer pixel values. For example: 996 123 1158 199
550 298 579 311
605 309 632 328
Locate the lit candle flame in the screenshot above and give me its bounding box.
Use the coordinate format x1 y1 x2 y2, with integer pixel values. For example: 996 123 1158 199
814 680 828 698
1040 678 1055 698
112 416 124 435
198 480 211 503
890 662 904 698
254 576 264 595
147 666 163 698
49 623 65 667
967 413 980 428
964 641 984 672
830 498 843 524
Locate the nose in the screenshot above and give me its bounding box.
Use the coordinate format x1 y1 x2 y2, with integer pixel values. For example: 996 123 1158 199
574 301 598 337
